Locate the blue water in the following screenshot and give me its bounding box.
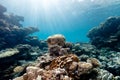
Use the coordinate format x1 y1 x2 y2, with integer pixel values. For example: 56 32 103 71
0 0 120 42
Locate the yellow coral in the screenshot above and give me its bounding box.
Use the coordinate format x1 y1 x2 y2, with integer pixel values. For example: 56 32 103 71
13 66 24 73
0 48 19 58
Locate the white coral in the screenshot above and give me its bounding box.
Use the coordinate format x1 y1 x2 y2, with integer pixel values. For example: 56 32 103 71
0 48 19 58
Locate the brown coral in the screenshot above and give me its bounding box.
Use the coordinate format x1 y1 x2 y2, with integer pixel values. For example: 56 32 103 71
87 58 100 68
13 66 24 73
47 34 66 47
14 66 71 80
36 53 54 69
49 44 70 57
23 66 40 80
14 34 100 80
49 54 79 70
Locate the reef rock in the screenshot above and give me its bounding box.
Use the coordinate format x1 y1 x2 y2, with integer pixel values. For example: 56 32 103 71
14 34 101 80
0 4 7 14
87 16 120 49
0 44 46 80
0 48 19 59
47 34 66 47
14 54 100 80
0 4 41 50
71 42 120 78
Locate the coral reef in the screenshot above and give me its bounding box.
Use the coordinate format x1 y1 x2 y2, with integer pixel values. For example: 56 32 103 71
0 4 120 80
0 4 48 80
47 34 66 47
96 69 115 80
87 16 120 49
71 42 120 77
86 16 120 77
13 33 120 80
0 48 19 59
0 44 46 80
14 34 101 80
0 4 45 50
14 54 100 80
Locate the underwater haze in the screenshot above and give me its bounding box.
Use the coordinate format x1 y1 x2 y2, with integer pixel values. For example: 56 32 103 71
1 0 120 80
0 0 120 42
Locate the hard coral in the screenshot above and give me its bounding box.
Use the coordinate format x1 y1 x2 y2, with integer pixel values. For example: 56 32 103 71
47 34 65 47
14 54 98 80
49 54 98 79
13 65 71 80
0 4 39 50
87 16 120 49
49 44 70 56
87 58 100 68
0 48 19 59
13 66 24 73
49 54 79 70
49 44 61 56
0 4 7 14
47 34 71 57
36 53 54 69
14 34 100 80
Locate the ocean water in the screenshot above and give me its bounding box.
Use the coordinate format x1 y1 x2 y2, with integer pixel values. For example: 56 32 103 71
0 0 120 42
1 1 120 80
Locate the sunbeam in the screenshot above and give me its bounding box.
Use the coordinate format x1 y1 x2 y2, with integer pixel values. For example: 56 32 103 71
0 0 120 42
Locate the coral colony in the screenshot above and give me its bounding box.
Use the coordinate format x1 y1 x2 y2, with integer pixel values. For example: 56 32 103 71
0 4 120 80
